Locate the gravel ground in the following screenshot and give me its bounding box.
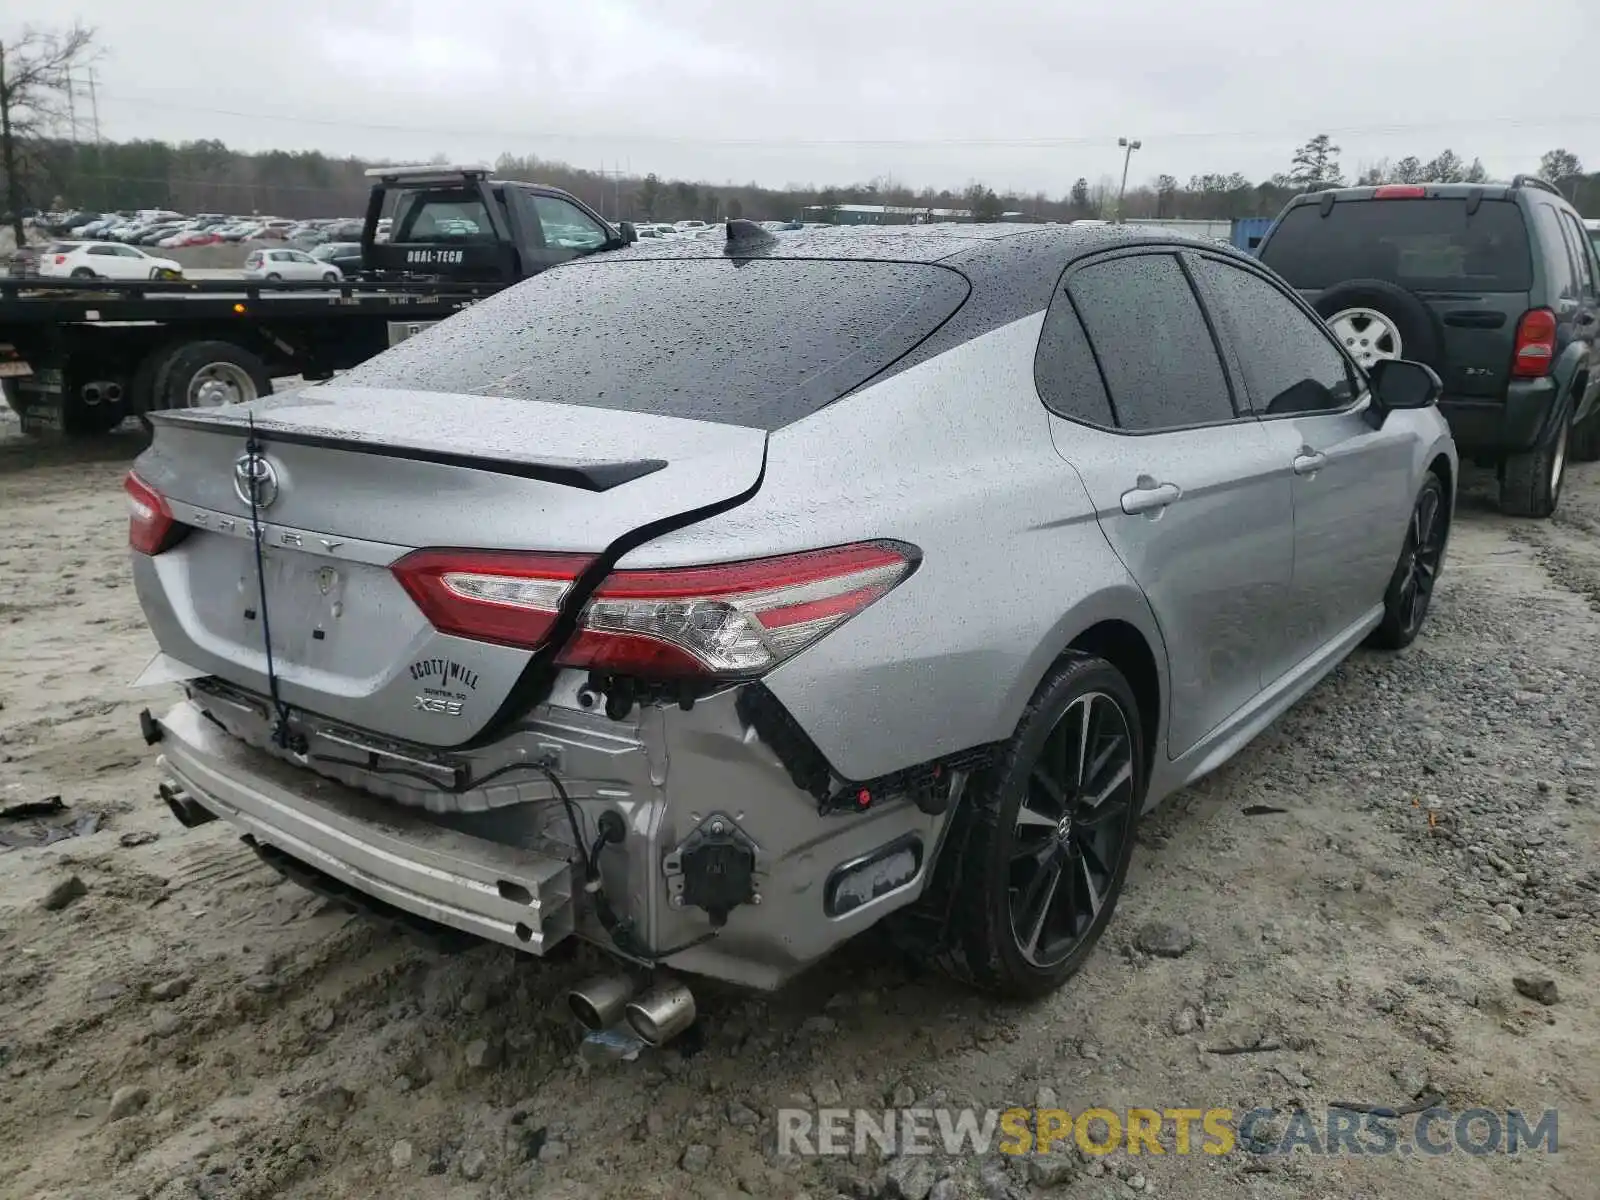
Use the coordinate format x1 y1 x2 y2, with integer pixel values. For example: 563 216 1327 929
0 409 1596 1200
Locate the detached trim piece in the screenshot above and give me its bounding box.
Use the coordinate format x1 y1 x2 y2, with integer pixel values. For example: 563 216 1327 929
147 411 666 492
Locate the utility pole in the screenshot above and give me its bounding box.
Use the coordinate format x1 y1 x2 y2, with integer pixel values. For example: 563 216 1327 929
1116 137 1142 223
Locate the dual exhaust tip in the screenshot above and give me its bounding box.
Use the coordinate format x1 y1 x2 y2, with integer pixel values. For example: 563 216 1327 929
81 381 124 407
567 974 696 1047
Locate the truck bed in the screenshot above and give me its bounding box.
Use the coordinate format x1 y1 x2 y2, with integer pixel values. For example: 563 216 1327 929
0 277 505 327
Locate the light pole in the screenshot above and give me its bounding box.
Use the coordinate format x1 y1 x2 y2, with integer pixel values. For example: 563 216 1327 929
1116 137 1142 223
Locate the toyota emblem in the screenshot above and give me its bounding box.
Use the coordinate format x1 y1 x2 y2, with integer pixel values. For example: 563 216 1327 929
233 452 279 510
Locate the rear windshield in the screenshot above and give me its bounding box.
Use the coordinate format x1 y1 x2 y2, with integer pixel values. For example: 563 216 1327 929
390 190 494 244
1260 198 1533 292
337 258 970 429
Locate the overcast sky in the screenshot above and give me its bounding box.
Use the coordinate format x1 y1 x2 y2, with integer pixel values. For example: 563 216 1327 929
21 0 1600 197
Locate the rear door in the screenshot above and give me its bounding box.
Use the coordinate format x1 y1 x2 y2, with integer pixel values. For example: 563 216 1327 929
1191 252 1415 663
1555 208 1600 419
1042 249 1295 759
1259 196 1533 400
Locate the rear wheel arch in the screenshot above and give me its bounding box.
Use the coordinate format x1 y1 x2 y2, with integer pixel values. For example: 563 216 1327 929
1063 619 1162 786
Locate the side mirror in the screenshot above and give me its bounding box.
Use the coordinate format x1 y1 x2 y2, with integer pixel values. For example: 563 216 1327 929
618 220 638 244
1369 358 1441 412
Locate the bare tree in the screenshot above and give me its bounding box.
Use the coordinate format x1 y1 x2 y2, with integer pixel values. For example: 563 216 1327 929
0 24 96 244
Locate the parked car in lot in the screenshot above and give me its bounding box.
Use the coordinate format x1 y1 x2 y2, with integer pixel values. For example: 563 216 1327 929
128 224 1454 1030
243 247 343 281
1257 176 1600 517
310 241 363 274
41 241 184 281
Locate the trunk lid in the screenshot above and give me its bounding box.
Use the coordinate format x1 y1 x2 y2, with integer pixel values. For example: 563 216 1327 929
132 387 765 746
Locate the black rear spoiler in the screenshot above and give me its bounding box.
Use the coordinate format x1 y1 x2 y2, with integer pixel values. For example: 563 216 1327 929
147 409 666 492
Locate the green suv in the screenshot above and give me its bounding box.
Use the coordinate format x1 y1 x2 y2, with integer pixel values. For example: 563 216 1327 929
1257 176 1600 517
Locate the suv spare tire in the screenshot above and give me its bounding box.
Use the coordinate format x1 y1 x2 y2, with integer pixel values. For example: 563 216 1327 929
1313 278 1444 373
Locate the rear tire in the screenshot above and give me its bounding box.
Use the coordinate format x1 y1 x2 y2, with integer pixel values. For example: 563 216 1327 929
1572 408 1600 464
1368 472 1448 650
265 272 282 281
69 267 96 280
928 654 1145 999
322 272 339 282
1499 398 1571 518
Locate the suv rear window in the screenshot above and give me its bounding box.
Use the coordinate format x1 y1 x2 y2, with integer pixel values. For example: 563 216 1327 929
1261 198 1533 292
338 258 971 429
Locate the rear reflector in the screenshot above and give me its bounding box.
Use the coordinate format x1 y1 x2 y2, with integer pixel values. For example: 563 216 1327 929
125 471 182 555
391 549 595 650
391 541 918 678
1373 185 1427 199
1512 308 1558 377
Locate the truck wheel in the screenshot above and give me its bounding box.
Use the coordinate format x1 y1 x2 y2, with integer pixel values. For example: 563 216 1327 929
155 341 272 413
927 653 1145 999
1500 398 1571 518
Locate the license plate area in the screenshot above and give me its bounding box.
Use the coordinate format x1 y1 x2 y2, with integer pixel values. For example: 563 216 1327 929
181 532 427 688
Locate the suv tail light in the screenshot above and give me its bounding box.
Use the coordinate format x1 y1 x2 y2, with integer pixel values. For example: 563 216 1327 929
1512 308 1558 377
54 254 67 265
125 471 183 555
392 541 918 679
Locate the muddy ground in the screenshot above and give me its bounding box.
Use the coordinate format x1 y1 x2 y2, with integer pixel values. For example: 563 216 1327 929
1 410 1596 1200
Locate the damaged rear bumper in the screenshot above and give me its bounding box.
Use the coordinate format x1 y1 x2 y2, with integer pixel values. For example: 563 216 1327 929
147 678 963 990
152 700 576 952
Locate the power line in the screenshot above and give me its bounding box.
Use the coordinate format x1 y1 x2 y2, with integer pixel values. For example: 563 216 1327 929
93 89 1600 150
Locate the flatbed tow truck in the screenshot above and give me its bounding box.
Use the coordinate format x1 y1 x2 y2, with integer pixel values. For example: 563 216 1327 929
0 164 636 437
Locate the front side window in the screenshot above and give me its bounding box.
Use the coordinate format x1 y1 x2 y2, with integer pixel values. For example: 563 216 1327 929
1066 253 1236 431
531 195 610 251
1195 258 1359 416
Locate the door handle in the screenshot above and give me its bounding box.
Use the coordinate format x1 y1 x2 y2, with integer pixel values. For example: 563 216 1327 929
1120 481 1181 515
1293 450 1327 476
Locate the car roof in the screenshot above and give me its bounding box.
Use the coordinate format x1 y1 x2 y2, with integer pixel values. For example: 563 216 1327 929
560 223 1264 394
592 221 1246 269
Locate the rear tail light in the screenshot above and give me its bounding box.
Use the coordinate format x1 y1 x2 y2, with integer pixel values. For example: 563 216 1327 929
1373 185 1427 199
54 255 67 265
391 541 917 679
125 471 183 555
1512 308 1558 377
391 549 595 650
562 542 917 677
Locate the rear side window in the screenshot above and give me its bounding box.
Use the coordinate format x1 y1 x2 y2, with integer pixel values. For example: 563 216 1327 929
1531 203 1577 299
1260 198 1533 292
338 258 971 430
1034 293 1113 426
1066 253 1236 430
1557 211 1595 295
